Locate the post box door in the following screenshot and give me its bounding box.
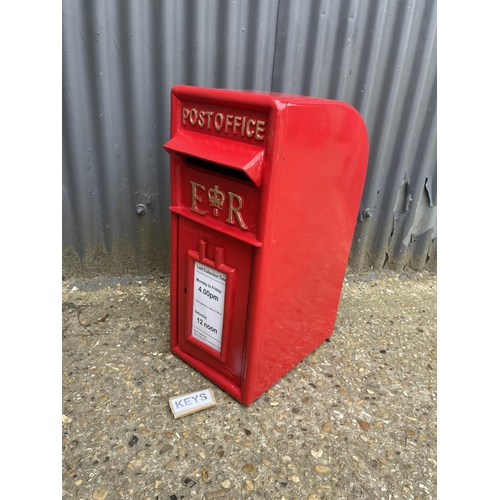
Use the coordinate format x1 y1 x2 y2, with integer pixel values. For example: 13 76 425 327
176 220 253 387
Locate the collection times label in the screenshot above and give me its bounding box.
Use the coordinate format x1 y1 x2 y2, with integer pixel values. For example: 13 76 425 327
191 262 226 353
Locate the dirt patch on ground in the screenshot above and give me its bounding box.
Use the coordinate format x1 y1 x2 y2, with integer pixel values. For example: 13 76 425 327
62 269 436 499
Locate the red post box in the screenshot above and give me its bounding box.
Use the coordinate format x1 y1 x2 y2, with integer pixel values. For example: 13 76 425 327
164 85 368 405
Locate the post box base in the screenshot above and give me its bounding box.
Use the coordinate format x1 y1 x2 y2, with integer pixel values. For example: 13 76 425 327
171 345 243 403
172 331 333 406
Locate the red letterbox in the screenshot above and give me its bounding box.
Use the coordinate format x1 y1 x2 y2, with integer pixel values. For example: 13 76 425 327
164 85 368 405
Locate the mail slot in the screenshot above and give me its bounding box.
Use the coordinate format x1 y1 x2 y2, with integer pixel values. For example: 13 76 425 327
164 85 369 405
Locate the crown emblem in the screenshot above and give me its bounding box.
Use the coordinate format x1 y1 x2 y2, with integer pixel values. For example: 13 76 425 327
208 185 225 217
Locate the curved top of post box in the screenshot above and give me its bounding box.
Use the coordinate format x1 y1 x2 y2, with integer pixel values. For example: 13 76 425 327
171 84 287 111
170 84 364 113
166 85 368 188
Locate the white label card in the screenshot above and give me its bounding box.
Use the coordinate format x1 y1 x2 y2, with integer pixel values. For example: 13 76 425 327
169 389 217 419
191 262 226 353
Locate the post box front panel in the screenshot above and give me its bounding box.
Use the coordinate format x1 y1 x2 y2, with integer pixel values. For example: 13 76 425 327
179 161 261 237
175 217 254 387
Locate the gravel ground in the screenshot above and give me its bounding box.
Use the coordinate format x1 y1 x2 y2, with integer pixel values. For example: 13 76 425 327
62 269 437 500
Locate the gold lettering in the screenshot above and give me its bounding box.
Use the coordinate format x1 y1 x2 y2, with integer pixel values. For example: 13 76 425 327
205 111 214 129
181 107 265 140
255 120 266 140
245 119 256 138
189 108 198 125
226 192 248 230
190 181 207 215
197 110 206 127
233 116 242 134
214 113 224 131
225 115 234 134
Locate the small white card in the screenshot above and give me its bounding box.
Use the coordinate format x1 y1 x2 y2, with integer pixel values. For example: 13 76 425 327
191 262 226 353
169 389 217 419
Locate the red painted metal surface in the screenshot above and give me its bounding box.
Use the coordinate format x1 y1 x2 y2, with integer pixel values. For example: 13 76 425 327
164 85 369 405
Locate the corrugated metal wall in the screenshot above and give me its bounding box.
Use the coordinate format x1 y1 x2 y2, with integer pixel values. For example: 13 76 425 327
62 0 436 277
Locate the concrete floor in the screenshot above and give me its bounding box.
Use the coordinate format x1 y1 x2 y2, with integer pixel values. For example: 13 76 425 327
62 269 436 500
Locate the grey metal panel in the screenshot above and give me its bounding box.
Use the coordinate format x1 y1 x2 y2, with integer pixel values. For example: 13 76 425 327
62 0 280 275
62 0 436 276
272 0 437 270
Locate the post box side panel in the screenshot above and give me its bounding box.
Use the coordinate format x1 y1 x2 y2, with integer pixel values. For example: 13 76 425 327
247 102 369 402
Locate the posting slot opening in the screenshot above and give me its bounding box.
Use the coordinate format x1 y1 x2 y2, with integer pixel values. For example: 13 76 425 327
185 156 251 183
164 133 264 186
